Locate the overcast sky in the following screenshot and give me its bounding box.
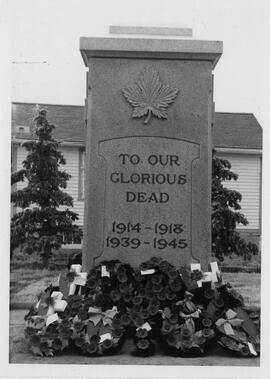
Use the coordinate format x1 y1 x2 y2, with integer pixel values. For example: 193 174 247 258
3 0 268 128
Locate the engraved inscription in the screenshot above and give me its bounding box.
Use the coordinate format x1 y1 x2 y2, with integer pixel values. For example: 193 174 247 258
106 222 188 250
98 136 200 265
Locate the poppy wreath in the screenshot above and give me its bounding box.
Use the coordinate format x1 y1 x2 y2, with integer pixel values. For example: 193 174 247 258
24 256 260 358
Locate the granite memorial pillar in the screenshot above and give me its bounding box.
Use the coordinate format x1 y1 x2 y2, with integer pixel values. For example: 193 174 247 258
80 37 222 270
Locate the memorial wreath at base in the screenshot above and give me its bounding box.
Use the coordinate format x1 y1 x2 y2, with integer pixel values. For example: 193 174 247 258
24 256 260 358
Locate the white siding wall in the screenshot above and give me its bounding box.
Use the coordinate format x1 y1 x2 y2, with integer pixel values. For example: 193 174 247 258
14 145 261 235
15 145 84 226
59 146 84 226
217 153 261 230
16 146 27 190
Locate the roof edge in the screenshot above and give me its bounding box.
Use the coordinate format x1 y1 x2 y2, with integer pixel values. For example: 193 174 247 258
215 111 255 116
215 147 262 155
12 103 258 118
12 137 85 147
12 102 85 108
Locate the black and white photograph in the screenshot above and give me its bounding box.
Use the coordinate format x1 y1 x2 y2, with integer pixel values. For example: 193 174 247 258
1 0 270 378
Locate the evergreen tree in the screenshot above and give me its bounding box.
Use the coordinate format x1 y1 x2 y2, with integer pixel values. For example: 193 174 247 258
212 150 259 261
11 109 82 267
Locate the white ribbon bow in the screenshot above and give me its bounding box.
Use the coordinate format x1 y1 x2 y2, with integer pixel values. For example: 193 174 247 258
215 309 243 335
179 310 200 320
88 306 118 326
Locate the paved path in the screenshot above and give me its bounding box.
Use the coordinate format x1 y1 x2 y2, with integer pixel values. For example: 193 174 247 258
10 310 260 366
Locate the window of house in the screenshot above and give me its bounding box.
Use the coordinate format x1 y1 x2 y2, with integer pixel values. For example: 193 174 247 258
78 148 86 200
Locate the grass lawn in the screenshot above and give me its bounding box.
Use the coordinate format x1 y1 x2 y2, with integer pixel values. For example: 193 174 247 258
222 272 260 308
9 268 261 308
10 269 59 304
220 253 261 272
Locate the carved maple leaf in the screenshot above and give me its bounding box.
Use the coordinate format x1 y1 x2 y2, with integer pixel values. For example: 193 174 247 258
122 66 179 124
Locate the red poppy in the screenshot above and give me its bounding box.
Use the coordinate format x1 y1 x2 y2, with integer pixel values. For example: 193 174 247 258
136 328 148 339
214 297 224 308
152 275 162 285
111 319 121 332
139 262 150 271
202 328 212 338
157 291 166 301
169 314 178 324
123 293 132 303
138 288 146 297
86 278 97 289
150 257 162 265
120 314 131 326
158 260 171 272
87 341 98 354
132 304 142 313
40 341 50 353
137 338 150 350
119 283 129 294
192 333 206 345
52 338 62 351
133 296 143 305
89 269 99 279
190 269 203 281
204 289 215 300
133 315 144 328
117 265 126 275
141 309 149 319
117 273 128 283
240 345 250 356
150 298 160 307
134 273 144 283
166 333 178 347
202 318 212 328
66 271 76 283
110 290 121 302
180 327 192 340
102 339 113 350
168 269 178 280
166 291 176 301
106 262 116 272
161 321 173 334
113 328 123 339
153 284 162 293
145 290 155 299
130 311 139 320
147 304 159 316
169 278 182 292
75 337 85 347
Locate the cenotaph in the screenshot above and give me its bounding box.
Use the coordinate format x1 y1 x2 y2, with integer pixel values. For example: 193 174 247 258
80 32 222 270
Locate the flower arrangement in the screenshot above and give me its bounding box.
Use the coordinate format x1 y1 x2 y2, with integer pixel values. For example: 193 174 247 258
24 256 260 358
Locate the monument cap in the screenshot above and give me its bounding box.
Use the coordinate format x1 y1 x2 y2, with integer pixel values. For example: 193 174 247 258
80 37 223 68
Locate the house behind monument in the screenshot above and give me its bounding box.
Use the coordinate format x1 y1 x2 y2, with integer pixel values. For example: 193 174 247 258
11 102 262 248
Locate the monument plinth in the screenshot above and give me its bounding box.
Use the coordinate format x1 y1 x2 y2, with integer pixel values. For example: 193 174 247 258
80 37 222 270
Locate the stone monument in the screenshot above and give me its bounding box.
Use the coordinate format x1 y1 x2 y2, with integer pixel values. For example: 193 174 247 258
80 34 222 270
